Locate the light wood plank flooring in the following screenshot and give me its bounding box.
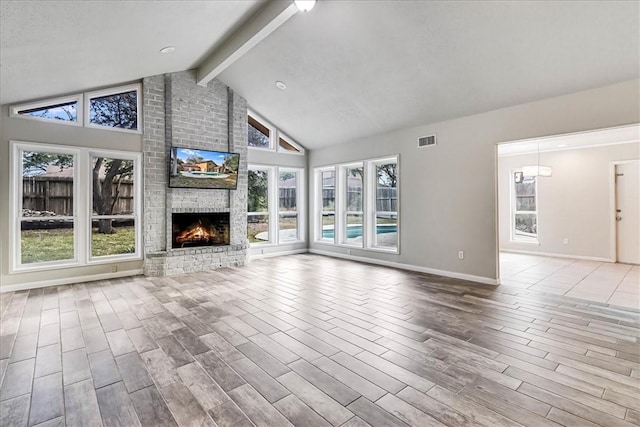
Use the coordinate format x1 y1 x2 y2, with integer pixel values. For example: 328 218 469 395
1 254 639 426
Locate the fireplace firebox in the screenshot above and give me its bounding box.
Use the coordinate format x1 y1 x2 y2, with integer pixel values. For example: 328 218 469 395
171 212 230 249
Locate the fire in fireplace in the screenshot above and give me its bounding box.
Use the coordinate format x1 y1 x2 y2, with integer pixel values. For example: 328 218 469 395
171 212 230 248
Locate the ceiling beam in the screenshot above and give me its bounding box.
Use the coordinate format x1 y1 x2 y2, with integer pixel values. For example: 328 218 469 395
196 0 298 87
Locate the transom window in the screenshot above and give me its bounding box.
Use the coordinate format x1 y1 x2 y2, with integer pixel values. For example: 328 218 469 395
10 84 141 133
247 110 305 155
11 95 82 126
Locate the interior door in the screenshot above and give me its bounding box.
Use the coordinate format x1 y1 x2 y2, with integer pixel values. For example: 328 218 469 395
616 160 640 264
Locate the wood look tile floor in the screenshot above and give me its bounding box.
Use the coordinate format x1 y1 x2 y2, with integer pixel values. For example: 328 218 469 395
1 254 639 426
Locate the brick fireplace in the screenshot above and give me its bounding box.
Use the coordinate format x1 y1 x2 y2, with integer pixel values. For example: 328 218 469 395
142 71 248 276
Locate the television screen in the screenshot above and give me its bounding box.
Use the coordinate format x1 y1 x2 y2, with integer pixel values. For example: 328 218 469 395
169 146 240 189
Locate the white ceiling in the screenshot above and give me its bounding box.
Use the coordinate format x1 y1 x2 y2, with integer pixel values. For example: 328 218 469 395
2 1 639 151
0 0 260 104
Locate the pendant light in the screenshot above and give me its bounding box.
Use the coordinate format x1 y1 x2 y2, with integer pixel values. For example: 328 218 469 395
523 141 552 177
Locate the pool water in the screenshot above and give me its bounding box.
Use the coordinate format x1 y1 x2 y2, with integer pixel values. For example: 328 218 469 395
322 225 397 239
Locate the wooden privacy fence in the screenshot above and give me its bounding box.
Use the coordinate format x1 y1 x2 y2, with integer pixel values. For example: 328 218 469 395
22 176 134 215
321 188 397 211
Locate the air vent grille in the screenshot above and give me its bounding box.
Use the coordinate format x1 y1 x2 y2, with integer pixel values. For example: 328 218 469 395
418 134 436 147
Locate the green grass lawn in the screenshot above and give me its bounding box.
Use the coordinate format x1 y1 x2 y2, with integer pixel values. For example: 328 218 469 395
21 226 135 263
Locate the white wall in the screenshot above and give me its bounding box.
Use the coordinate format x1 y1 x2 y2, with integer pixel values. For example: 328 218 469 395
0 104 143 291
308 79 640 283
498 143 639 260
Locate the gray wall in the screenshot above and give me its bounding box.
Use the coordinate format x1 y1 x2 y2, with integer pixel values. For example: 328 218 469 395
309 79 640 283
0 104 143 290
498 143 640 260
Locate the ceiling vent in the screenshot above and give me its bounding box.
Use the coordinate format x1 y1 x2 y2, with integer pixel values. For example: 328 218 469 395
418 134 436 148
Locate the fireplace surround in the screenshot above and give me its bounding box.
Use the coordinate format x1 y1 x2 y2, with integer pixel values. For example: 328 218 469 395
142 71 248 276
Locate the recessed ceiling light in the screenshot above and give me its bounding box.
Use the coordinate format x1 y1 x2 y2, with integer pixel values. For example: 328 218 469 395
275 81 287 90
558 144 569 148
294 0 316 12
160 46 175 54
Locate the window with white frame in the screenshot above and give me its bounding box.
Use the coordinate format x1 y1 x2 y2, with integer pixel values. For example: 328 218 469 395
248 115 271 149
371 158 399 250
10 84 141 133
248 165 305 245
11 95 83 126
315 156 399 252
342 164 364 246
10 141 142 272
319 168 336 243
248 167 271 243
247 111 305 155
86 84 140 131
512 171 538 242
279 169 300 242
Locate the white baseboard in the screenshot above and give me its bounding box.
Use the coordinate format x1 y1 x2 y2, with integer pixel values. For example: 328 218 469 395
500 249 614 263
248 248 309 260
309 249 498 286
0 269 144 293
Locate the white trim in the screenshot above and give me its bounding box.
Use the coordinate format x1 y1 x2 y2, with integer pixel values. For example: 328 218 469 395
10 94 83 127
496 123 640 156
0 270 143 293
84 83 142 134
500 248 614 263
248 248 308 260
309 249 498 285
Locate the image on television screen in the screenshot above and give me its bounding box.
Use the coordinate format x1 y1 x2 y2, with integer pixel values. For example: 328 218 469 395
169 147 240 189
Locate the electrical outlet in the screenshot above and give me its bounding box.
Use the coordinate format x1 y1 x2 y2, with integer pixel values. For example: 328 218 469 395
111 265 118 273
563 238 569 245
458 251 464 260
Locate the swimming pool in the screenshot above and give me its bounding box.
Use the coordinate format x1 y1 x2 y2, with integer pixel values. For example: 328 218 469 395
322 224 397 239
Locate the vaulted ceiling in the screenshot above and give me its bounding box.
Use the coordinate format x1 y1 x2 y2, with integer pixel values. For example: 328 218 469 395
2 1 638 150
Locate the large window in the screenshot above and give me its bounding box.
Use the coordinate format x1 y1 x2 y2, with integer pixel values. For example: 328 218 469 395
248 165 304 245
11 142 141 272
342 164 363 246
248 168 270 243
90 155 137 257
315 156 399 253
319 168 336 243
373 160 399 249
11 84 141 133
512 171 537 242
279 169 300 242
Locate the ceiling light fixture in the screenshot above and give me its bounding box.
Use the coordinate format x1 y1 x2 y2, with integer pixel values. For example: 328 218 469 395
160 46 175 54
558 144 568 148
294 0 316 12
275 81 287 90
523 141 552 178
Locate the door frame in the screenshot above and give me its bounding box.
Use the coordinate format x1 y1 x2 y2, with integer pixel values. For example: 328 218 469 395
609 159 640 263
